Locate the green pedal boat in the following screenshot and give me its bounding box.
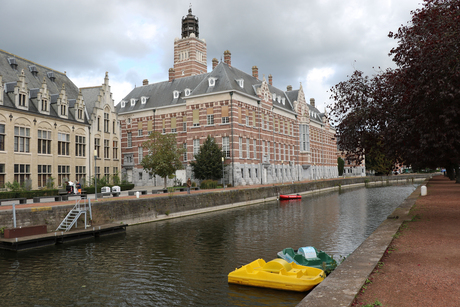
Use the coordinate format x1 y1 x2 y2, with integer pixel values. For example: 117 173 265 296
277 247 337 272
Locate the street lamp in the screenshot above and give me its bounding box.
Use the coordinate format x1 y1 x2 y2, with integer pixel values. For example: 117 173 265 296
94 149 98 200
222 156 225 189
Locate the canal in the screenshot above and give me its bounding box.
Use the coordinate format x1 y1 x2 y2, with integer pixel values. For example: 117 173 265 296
0 183 418 306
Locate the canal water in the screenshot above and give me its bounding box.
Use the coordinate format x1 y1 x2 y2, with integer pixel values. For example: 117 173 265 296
0 184 418 307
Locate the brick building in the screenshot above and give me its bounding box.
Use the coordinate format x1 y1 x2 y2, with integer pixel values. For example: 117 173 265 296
116 8 339 187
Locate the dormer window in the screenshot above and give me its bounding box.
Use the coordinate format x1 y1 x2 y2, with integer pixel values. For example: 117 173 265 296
208 77 217 87
184 88 191 96
282 98 285 105
41 99 49 112
141 96 148 104
130 98 136 106
236 79 244 88
61 104 67 116
273 93 276 101
47 71 55 82
7 58 17 70
29 65 38 77
121 100 126 108
18 93 27 107
173 90 180 99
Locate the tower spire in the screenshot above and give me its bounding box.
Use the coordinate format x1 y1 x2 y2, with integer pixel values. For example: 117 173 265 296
182 5 199 38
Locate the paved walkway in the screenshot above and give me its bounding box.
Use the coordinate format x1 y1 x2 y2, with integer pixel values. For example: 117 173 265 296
349 175 460 307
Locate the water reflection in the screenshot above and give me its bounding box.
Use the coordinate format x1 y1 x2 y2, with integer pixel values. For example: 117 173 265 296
0 184 417 306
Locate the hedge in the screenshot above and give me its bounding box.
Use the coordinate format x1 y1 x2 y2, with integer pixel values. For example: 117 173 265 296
0 189 60 200
85 183 135 194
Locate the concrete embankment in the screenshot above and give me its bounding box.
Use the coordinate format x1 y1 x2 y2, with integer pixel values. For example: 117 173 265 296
0 175 428 233
296 176 430 307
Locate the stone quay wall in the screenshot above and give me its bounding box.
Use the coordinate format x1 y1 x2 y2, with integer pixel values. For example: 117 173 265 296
0 175 430 232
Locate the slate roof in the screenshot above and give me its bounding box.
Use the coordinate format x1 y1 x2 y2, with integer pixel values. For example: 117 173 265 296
0 49 88 124
117 62 298 115
80 86 101 116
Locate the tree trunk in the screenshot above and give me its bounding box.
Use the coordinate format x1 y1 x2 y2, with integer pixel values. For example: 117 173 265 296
455 165 460 184
164 177 167 189
446 165 455 180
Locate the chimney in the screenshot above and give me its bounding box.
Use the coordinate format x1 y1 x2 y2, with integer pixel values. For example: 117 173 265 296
310 98 316 108
169 68 175 82
268 74 273 86
212 58 218 70
252 66 258 79
287 85 292 91
224 50 231 67
143 79 148 86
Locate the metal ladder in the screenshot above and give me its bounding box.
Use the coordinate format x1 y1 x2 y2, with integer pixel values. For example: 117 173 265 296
56 198 92 232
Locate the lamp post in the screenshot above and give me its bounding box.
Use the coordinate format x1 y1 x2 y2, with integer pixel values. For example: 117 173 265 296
222 156 225 189
94 149 98 200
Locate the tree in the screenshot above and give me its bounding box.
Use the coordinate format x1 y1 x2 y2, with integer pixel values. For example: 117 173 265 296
337 157 345 176
190 135 225 180
141 131 185 188
329 0 460 182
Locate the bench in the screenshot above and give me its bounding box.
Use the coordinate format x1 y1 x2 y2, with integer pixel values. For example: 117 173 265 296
33 195 62 203
0 198 27 205
128 190 147 196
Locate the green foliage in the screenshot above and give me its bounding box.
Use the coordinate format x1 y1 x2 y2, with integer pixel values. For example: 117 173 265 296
362 300 382 307
0 189 59 199
200 180 218 189
190 135 225 180
337 157 345 176
5 181 23 192
46 177 55 189
141 131 185 188
365 142 394 176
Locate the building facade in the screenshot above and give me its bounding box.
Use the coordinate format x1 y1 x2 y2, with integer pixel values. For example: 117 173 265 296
0 49 120 189
116 9 339 187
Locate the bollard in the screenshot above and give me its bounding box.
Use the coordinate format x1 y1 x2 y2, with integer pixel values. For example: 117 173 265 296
421 185 427 196
136 191 140 198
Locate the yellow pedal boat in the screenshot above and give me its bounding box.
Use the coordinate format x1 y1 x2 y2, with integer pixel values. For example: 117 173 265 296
228 258 325 292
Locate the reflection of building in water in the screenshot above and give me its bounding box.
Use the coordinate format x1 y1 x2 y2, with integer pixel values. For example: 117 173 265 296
116 8 338 187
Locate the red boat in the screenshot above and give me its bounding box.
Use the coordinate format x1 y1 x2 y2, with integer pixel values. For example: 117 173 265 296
279 194 302 200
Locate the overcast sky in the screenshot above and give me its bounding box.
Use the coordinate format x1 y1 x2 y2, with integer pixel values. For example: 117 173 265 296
1 0 422 112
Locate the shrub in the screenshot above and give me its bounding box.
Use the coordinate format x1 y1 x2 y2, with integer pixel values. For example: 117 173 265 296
200 180 218 189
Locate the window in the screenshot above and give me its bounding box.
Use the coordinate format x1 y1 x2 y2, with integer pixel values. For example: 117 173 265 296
14 127 30 153
104 167 110 179
171 117 177 133
61 104 66 116
223 137 230 158
38 165 52 188
193 109 200 126
183 116 187 131
121 101 126 108
113 141 118 159
0 164 5 188
58 165 70 186
239 137 243 158
95 138 100 157
222 105 229 123
130 98 136 106
193 139 200 156
97 117 101 131
104 113 110 133
141 96 147 104
252 111 256 127
41 99 48 112
183 143 187 161
14 164 30 185
0 124 5 151
76 166 86 182
38 130 51 154
113 120 116 133
19 93 26 107
113 167 118 177
184 88 191 96
95 166 100 180
245 116 249 126
261 114 264 129
78 109 83 120
173 91 180 99
162 118 166 134
246 138 250 159
139 171 143 180
207 107 214 125
75 135 86 157
138 146 143 163
104 139 110 159
127 132 132 147
253 139 257 159
299 124 310 152
208 77 216 87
